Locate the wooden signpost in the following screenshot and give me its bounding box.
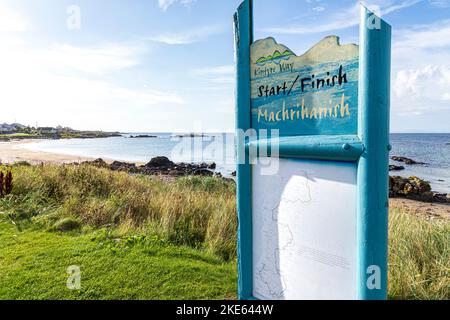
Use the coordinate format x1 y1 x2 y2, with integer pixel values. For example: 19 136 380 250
234 0 391 300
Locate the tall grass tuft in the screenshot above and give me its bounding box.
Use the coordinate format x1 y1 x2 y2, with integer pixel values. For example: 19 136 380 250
388 209 449 300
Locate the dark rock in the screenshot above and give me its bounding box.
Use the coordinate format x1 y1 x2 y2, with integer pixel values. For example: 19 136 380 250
231 171 236 177
173 133 210 138
130 135 157 138
109 161 138 173
433 193 449 203
207 163 217 170
414 191 434 203
145 156 175 168
84 158 108 168
193 169 214 176
391 156 426 165
81 155 219 179
389 165 405 171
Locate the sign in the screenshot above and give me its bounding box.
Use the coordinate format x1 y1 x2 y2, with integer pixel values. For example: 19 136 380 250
234 0 391 300
251 36 359 136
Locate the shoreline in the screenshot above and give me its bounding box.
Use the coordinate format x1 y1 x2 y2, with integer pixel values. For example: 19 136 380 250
390 198 449 221
1 139 448 215
0 139 97 164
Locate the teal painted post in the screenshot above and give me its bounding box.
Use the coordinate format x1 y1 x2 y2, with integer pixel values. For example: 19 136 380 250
234 0 253 300
357 6 392 300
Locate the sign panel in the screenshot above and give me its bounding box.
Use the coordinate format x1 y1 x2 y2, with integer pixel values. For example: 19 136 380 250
250 36 359 136
252 159 357 300
250 37 359 299
234 0 391 300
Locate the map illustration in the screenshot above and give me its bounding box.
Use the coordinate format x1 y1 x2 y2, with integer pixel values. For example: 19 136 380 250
252 158 358 300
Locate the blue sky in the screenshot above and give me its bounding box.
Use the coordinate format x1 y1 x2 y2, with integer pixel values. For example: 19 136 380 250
0 0 449 132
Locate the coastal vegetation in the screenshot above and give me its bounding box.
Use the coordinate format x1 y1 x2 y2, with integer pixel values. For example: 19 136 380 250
0 123 121 141
388 208 449 300
0 163 448 300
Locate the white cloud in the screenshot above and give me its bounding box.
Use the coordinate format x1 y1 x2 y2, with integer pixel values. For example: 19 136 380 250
393 66 450 115
391 20 450 116
312 6 326 12
0 33 184 130
263 0 421 35
147 25 224 45
33 44 143 75
192 65 235 84
157 0 197 11
394 66 450 100
0 4 32 31
429 0 450 8
395 19 450 49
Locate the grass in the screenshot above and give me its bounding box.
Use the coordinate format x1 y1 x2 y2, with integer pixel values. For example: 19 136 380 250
0 163 448 300
0 133 37 141
1 163 237 261
388 208 449 300
0 222 236 300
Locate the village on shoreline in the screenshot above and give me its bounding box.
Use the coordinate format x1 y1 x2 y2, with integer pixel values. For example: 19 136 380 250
0 122 121 141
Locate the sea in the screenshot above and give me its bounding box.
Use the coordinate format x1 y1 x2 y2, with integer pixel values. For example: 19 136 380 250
21 133 450 193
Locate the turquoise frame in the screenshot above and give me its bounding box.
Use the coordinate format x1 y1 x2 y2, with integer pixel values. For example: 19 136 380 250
234 0 391 300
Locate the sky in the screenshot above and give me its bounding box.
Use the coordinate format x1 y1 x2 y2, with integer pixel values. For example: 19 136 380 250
0 0 449 133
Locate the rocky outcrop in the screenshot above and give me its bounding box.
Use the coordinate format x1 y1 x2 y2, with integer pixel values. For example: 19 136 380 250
86 158 108 168
389 176 448 203
109 161 139 173
389 165 405 171
129 135 157 138
82 157 217 178
145 156 175 168
391 156 426 165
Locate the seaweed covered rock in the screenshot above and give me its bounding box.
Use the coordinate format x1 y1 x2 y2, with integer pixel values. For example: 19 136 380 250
391 156 426 165
389 176 434 202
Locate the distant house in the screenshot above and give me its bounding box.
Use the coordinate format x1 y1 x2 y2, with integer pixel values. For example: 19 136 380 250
0 123 26 133
38 127 57 134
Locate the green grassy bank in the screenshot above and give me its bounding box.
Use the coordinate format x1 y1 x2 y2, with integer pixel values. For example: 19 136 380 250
0 164 448 300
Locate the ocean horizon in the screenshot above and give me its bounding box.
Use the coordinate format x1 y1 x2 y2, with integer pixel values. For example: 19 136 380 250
20 132 450 193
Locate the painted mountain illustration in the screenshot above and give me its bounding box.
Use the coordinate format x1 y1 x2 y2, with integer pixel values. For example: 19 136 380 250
251 36 358 68
256 50 294 66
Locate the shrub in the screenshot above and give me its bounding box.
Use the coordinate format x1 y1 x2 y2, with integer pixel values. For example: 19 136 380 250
52 217 82 232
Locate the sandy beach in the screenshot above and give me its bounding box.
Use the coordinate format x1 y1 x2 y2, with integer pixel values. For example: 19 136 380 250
390 198 449 220
0 139 95 164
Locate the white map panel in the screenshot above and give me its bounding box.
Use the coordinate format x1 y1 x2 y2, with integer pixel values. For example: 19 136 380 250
252 158 357 300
